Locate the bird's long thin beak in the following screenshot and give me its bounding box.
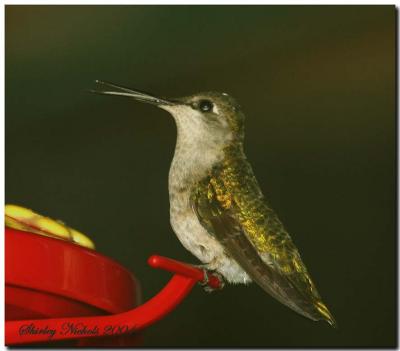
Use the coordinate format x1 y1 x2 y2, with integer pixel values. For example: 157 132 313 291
90 80 175 106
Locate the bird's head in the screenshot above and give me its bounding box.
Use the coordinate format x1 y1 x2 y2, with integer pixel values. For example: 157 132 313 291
92 81 246 151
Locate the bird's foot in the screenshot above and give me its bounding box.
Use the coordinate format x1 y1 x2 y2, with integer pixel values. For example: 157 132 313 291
198 267 225 293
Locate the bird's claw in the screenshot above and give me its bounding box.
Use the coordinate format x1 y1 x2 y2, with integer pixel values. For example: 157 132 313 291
199 269 225 293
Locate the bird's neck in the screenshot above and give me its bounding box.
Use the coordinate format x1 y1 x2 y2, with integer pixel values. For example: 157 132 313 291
168 129 244 193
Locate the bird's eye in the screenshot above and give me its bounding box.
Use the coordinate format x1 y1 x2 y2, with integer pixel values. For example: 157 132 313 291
198 100 213 112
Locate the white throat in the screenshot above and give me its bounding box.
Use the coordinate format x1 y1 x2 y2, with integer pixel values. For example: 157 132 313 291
162 105 232 189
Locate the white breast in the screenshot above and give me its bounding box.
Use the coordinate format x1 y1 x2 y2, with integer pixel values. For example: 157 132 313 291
167 132 250 283
168 146 224 264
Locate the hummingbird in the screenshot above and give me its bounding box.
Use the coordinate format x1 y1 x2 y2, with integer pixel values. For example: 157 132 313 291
92 80 336 327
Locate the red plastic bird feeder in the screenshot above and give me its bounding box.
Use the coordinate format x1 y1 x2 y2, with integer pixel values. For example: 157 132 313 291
5 227 222 346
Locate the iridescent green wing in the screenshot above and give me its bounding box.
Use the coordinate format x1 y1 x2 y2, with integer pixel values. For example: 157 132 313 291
191 148 335 325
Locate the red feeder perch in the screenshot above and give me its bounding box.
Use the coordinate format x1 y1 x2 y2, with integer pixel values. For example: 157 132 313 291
5 227 222 346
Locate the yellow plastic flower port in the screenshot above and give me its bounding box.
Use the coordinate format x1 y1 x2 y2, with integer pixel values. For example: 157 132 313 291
5 204 95 250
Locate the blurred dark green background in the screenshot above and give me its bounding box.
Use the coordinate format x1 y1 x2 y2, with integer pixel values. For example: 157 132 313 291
5 5 396 347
